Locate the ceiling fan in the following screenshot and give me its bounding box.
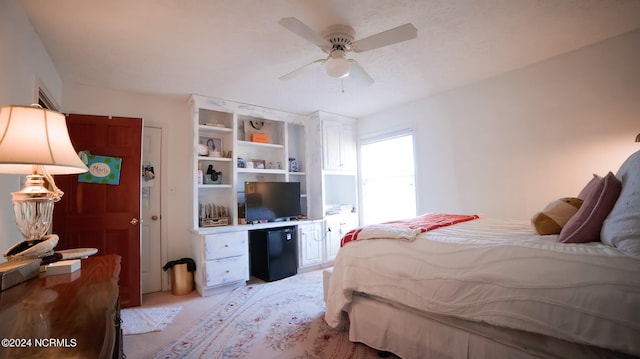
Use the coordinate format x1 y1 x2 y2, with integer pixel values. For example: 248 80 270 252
278 17 418 86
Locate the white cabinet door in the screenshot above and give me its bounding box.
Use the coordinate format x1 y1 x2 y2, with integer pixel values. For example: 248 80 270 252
322 120 343 170
322 120 356 172
325 218 342 263
298 221 323 269
340 124 356 171
325 214 359 263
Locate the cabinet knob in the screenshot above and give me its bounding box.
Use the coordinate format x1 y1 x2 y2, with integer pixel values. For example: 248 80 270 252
130 218 139 225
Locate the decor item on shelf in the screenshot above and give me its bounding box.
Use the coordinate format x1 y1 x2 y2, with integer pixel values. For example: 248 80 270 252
251 133 269 143
237 157 245 168
204 121 225 128
289 157 299 172
201 136 222 157
252 159 266 169
268 161 282 170
243 120 270 141
248 120 264 130
197 144 208 156
0 105 88 261
204 165 222 184
197 169 203 184
199 202 229 227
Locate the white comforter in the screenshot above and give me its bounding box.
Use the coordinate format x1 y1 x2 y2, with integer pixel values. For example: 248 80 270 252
325 217 640 356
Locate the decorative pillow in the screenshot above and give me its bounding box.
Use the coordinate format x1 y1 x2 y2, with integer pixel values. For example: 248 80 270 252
577 174 600 200
601 150 640 258
531 197 583 235
558 172 622 243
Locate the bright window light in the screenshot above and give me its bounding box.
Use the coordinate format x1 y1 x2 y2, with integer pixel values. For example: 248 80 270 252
360 132 416 224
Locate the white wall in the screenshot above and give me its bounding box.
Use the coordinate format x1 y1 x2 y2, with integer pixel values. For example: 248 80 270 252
61 84 192 274
1 0 196 276
0 0 63 260
358 29 640 220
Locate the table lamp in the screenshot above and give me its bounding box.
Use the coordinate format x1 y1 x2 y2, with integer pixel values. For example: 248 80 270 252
0 104 88 261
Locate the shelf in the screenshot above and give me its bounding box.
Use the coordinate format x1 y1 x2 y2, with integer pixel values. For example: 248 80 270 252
237 168 287 175
198 124 232 133
198 156 233 162
237 140 284 149
191 95 311 231
198 184 233 189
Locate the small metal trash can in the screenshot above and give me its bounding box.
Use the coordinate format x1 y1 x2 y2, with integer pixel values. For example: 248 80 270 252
163 258 196 296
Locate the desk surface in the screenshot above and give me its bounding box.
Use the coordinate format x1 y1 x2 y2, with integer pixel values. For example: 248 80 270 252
0 255 121 359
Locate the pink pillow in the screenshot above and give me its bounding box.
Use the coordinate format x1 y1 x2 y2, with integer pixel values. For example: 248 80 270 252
558 172 622 243
577 175 599 200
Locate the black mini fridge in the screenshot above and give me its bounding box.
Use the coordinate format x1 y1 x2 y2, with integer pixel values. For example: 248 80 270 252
249 226 298 282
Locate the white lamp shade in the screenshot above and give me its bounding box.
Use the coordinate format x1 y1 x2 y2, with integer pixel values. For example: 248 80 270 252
0 105 88 175
325 51 352 79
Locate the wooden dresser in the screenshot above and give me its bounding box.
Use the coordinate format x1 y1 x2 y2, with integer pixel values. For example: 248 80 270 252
0 255 122 359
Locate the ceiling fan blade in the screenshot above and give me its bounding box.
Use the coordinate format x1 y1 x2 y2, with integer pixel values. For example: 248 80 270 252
352 23 417 52
348 60 374 86
278 17 331 49
278 58 326 81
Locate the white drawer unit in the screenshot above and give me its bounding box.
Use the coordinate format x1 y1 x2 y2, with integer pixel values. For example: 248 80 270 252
204 256 249 287
204 231 247 260
192 229 249 296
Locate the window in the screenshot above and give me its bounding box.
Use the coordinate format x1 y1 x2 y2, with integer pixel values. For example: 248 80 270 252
35 77 59 111
38 88 56 109
360 131 416 224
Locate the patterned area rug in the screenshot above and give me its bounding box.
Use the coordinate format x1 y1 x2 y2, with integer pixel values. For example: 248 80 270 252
122 306 182 335
153 270 385 359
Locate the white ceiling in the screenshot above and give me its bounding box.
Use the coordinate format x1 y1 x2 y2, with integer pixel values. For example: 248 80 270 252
19 0 640 118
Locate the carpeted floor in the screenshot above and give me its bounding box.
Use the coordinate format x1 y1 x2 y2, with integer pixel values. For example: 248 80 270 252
124 269 395 359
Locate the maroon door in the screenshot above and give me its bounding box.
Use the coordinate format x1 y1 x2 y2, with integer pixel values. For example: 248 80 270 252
53 114 142 308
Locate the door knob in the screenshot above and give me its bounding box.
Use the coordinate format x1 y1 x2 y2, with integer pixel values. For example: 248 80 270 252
151 215 159 221
130 218 139 225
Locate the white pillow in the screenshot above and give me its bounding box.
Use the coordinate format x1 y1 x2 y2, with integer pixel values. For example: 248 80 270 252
601 149 640 258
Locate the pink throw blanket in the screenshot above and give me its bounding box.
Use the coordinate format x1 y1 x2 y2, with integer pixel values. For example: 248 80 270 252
340 213 480 247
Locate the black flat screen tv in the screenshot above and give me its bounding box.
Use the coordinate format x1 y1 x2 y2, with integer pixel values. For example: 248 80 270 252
244 181 301 223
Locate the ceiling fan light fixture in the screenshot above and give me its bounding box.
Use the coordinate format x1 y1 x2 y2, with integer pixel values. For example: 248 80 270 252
279 18 416 84
325 51 351 78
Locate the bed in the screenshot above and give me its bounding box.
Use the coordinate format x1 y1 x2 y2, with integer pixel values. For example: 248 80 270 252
324 150 640 359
